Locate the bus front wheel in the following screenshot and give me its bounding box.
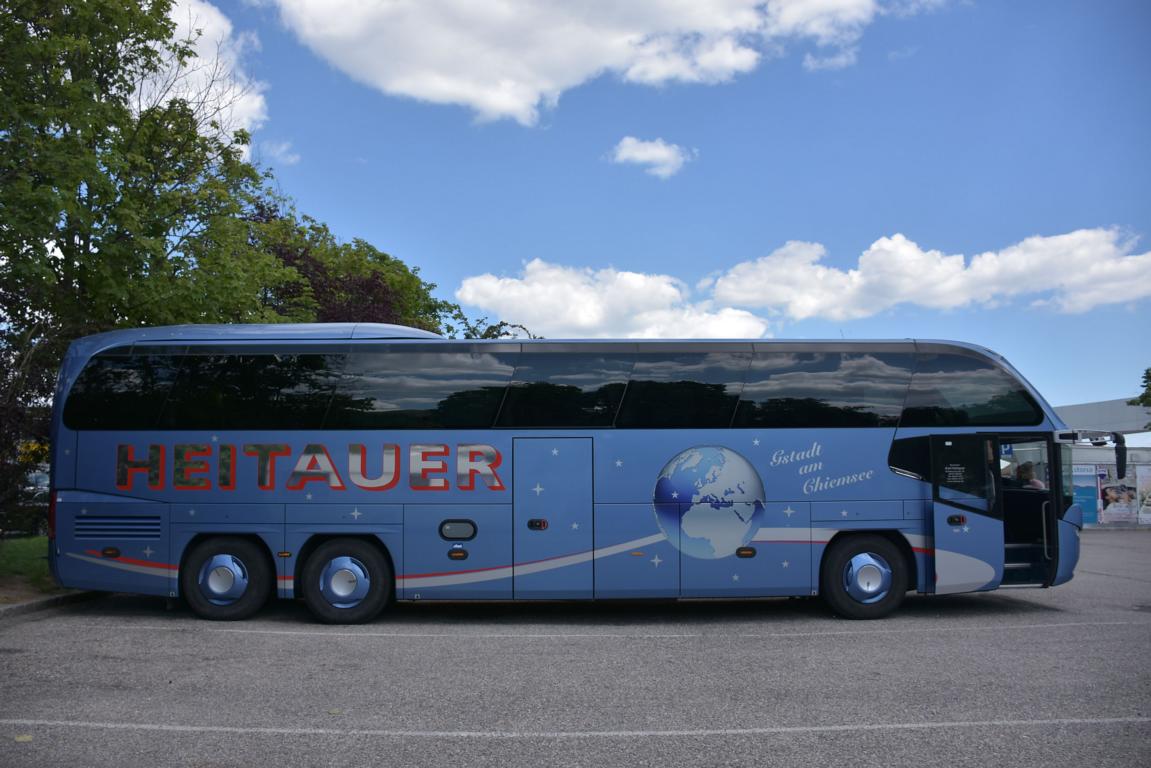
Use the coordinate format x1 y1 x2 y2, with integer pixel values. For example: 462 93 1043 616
181 537 273 621
820 534 908 620
301 539 392 624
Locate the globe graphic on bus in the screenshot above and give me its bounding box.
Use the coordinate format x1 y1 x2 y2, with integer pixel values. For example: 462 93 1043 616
652 446 766 559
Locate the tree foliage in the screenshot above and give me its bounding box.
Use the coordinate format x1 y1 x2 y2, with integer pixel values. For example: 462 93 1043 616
248 201 454 331
1129 368 1151 429
0 1 301 334
442 310 541 340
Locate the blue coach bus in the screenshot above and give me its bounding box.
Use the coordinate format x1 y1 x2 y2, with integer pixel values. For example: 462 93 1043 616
47 323 1112 623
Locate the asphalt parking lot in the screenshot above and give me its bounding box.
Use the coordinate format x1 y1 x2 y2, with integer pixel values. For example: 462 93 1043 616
2 530 1149 768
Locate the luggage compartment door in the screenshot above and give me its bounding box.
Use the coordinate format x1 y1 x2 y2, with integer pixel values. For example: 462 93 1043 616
513 438 593 599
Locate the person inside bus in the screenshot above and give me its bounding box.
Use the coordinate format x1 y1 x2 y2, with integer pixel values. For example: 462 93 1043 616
1016 461 1046 490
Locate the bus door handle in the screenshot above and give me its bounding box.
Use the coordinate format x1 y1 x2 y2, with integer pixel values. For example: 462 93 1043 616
527 519 548 531
1040 501 1052 560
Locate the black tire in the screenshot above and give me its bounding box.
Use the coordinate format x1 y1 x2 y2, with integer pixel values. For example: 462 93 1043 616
820 534 908 620
181 537 273 621
301 539 392 625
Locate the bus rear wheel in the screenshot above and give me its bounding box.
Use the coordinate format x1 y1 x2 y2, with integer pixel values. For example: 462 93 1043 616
301 539 391 625
181 537 273 621
820 534 908 620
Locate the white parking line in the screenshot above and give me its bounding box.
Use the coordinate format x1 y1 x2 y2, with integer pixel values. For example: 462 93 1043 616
1 716 1147 739
67 619 1151 641
96 625 705 639
734 619 1151 639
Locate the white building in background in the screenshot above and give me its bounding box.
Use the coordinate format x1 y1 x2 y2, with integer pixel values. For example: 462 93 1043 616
1054 398 1151 526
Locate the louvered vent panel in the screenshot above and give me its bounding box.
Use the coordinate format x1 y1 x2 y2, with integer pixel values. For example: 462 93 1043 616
74 515 162 540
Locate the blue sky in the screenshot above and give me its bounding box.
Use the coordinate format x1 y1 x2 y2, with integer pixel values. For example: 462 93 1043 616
187 1 1149 408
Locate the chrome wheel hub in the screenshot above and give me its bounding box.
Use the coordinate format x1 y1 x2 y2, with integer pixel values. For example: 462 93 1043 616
319 556 371 608
198 554 249 606
843 552 893 604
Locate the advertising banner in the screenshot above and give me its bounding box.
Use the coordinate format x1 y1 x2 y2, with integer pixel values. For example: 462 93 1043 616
1138 465 1151 526
1073 464 1099 525
1098 464 1138 524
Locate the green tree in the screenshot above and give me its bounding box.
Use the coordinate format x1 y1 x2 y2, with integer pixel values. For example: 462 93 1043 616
0 1 303 334
442 308 540 339
248 201 536 338
1129 368 1151 429
249 201 454 331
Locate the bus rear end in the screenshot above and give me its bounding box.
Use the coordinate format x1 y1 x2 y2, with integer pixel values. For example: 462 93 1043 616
49 332 179 597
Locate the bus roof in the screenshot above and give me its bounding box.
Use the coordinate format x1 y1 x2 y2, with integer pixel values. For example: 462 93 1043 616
61 323 439 359
78 322 442 344
61 323 1017 371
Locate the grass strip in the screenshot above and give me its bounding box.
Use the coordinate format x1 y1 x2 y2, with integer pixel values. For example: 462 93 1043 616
0 536 58 593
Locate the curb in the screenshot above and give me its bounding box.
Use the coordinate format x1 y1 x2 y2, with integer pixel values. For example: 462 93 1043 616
0 591 103 621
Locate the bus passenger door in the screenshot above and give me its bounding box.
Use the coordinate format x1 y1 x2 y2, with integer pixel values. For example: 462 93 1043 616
513 438 593 599
930 435 1004 594
998 436 1059 586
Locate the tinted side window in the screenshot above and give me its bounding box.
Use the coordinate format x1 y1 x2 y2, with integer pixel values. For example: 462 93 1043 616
615 353 749 428
734 352 914 428
932 435 997 517
63 347 183 430
159 349 345 430
889 435 930 479
901 352 1043 427
327 347 515 429
497 353 633 428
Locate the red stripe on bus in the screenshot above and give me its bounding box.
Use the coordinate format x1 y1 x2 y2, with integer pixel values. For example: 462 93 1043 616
82 550 178 570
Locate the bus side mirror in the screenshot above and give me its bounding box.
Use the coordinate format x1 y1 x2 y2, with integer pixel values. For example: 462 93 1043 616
1113 432 1127 479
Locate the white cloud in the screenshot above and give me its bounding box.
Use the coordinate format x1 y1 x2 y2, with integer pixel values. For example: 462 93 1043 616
611 137 695 179
884 0 949 18
266 1 931 125
803 47 859 71
456 258 770 338
260 139 300 166
887 45 919 61
456 227 1151 338
763 0 878 46
712 229 1151 321
140 0 268 137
